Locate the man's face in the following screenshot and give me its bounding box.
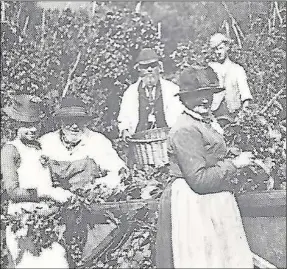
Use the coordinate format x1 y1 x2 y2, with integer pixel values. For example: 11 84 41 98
214 42 229 63
18 122 41 141
138 61 161 88
60 118 87 143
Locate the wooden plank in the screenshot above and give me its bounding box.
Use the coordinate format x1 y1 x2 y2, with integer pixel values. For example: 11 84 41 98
89 199 159 214
237 191 286 208
88 191 286 218
237 191 286 217
85 193 286 268
242 216 286 268
252 252 277 268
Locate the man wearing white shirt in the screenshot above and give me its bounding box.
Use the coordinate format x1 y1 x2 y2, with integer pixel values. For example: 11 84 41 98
118 48 184 141
208 33 253 121
40 96 127 267
40 96 126 189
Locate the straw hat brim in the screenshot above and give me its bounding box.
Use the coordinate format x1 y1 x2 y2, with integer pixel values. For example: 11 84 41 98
54 114 94 120
2 106 43 122
135 59 159 68
176 86 225 96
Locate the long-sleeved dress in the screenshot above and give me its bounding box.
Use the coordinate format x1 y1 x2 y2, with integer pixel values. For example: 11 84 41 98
1 139 69 269
156 112 253 268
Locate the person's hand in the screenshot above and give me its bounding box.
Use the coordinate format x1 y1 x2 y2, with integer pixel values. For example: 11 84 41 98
232 151 254 168
39 155 50 167
227 146 241 157
122 129 131 142
39 188 75 203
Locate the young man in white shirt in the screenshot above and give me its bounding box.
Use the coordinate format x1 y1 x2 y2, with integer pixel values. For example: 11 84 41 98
208 33 253 121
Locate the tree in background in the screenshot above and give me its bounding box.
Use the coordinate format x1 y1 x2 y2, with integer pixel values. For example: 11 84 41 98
1 1 163 142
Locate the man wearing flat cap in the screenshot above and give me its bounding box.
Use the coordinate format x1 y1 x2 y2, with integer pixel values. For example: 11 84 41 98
118 48 184 140
208 33 253 121
156 66 254 268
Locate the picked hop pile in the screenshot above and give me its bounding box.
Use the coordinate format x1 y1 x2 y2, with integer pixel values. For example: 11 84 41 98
224 105 286 193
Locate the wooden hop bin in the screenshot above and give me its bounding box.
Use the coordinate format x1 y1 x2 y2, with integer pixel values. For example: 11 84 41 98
82 191 286 268
127 127 171 166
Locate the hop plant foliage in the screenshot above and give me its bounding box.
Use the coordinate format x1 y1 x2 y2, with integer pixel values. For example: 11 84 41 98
1 2 286 268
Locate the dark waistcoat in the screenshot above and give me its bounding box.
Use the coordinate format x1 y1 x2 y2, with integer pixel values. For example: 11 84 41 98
136 81 168 132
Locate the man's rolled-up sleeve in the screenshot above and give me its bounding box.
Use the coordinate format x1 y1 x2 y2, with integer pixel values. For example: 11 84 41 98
91 138 126 188
118 86 134 135
237 67 252 102
88 135 126 188
172 128 237 194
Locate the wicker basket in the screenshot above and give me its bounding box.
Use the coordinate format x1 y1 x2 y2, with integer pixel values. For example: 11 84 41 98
127 127 171 166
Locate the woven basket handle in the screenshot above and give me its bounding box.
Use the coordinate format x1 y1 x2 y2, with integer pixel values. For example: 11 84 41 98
126 137 166 144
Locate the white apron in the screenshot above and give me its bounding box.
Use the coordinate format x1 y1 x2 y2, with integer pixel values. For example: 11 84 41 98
5 139 69 268
171 178 253 268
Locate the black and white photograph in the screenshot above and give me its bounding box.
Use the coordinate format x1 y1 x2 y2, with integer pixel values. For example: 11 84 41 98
0 1 286 268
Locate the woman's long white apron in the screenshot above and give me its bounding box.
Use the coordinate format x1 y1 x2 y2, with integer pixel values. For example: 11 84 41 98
156 178 254 268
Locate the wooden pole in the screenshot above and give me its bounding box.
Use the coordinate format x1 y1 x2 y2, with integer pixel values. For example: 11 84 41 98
40 9 46 51
23 16 29 35
274 2 283 25
259 88 285 114
135 1 142 13
157 22 161 39
62 52 82 98
92 1 97 16
16 2 22 27
1 2 6 22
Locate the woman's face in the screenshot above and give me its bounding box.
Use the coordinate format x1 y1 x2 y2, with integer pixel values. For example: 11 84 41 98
17 122 42 141
193 97 212 115
138 61 161 88
181 94 213 116
60 118 87 143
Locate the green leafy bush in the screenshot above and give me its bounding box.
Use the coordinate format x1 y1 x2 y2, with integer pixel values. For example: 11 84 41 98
1 2 164 142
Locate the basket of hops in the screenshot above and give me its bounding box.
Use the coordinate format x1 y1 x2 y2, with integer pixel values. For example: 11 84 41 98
127 127 171 166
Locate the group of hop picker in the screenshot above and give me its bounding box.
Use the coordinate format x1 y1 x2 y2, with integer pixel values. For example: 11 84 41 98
2 33 257 268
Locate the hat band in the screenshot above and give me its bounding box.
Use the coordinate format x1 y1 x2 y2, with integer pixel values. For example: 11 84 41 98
55 106 89 117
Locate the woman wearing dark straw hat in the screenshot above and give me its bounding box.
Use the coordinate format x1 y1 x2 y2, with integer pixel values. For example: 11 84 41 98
1 94 71 268
156 67 254 268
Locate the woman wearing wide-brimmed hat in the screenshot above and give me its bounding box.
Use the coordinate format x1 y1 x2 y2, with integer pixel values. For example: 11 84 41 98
155 66 254 268
1 94 71 268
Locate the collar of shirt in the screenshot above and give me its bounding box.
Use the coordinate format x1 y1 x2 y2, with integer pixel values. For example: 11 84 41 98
184 108 224 135
19 137 42 150
184 108 211 123
144 86 156 101
59 129 86 151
